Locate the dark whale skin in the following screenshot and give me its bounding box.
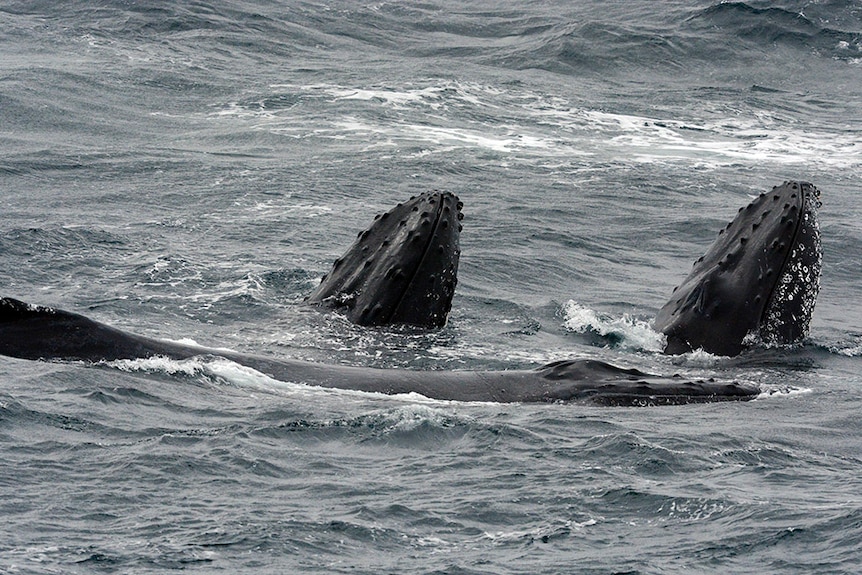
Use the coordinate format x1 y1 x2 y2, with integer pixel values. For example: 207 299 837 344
0 297 757 405
307 191 461 327
655 181 822 356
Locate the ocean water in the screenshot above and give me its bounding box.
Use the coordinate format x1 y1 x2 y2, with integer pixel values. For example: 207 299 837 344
1 1 862 573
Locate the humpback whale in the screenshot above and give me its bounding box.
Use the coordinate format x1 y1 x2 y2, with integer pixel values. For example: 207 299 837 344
0 181 822 404
307 191 461 327
656 181 822 356
0 297 755 405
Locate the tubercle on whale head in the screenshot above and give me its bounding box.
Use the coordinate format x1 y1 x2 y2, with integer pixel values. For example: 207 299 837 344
655 181 822 356
306 191 463 328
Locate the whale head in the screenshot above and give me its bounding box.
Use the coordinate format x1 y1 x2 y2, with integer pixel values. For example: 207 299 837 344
655 181 822 356
307 191 462 327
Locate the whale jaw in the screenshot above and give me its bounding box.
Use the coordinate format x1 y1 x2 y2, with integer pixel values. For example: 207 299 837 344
655 181 822 356
307 191 462 328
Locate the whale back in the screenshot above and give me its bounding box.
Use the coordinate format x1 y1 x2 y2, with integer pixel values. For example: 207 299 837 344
655 181 822 356
0 297 203 362
0 297 759 404
307 191 462 327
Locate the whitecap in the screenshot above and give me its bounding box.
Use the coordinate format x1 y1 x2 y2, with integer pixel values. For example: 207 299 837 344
560 300 665 352
755 386 813 400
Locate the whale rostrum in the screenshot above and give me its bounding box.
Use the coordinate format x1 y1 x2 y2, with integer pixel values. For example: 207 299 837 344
655 181 821 356
307 191 461 328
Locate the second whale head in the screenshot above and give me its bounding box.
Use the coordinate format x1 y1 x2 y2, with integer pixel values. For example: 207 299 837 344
655 181 822 356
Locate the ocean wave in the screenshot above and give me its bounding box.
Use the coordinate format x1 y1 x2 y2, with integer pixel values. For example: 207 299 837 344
560 300 665 352
211 79 862 169
824 335 862 357
756 385 813 400
692 2 862 59
107 355 449 404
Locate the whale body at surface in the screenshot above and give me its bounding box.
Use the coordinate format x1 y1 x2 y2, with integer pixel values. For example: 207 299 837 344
0 182 826 404
0 297 756 405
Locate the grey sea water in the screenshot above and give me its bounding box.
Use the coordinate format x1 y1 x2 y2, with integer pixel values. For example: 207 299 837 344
2 1 862 573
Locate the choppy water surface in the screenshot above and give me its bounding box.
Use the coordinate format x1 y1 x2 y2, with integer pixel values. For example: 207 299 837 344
1 1 861 573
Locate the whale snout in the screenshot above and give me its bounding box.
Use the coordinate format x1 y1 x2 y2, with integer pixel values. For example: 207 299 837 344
307 191 462 327
655 181 822 356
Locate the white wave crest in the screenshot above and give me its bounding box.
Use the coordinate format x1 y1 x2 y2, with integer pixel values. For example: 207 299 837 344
108 355 211 377
830 342 862 357
211 80 862 168
667 348 729 368
755 386 812 400
106 355 450 403
560 300 666 352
